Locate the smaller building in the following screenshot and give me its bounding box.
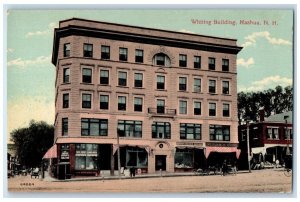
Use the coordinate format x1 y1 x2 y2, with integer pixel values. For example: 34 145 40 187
238 111 292 169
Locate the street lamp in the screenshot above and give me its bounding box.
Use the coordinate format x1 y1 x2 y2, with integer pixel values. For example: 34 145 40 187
117 129 121 179
284 115 290 155
246 119 251 173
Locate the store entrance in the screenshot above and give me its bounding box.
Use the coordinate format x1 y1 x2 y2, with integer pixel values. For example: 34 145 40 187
155 155 166 171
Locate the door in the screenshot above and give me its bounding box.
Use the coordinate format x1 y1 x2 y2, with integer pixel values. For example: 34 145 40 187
155 155 166 171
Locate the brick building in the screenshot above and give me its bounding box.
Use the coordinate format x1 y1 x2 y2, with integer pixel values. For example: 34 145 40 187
50 18 242 177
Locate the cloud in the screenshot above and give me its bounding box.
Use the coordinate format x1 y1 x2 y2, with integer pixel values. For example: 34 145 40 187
241 31 292 48
7 55 51 68
237 57 255 68
178 29 195 34
7 96 55 143
7 48 14 53
25 22 58 38
238 75 292 92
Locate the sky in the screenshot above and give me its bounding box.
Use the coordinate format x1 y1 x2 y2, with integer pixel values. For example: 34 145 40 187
6 9 294 142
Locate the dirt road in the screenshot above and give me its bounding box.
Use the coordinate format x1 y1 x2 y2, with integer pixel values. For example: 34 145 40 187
7 169 292 193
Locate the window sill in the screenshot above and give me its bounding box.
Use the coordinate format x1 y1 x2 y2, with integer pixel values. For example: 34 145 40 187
156 89 167 91
222 94 231 96
98 84 111 87
80 82 94 85
209 93 218 95
133 87 145 89
178 90 189 93
62 82 71 85
192 91 202 94
117 86 129 88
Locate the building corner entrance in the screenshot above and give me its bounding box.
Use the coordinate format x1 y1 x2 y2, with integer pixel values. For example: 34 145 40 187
155 155 166 171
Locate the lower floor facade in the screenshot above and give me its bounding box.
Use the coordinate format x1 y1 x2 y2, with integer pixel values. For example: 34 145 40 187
47 138 240 178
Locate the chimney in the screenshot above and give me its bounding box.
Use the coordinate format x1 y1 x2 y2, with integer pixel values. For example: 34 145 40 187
259 107 265 122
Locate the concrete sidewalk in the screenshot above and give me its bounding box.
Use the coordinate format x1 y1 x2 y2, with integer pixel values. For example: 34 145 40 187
43 169 255 182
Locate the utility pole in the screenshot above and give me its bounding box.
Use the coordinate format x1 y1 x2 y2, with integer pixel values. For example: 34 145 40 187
117 129 121 179
246 120 251 173
284 115 290 155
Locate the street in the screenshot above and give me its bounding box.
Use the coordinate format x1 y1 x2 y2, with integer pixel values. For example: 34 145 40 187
7 169 292 193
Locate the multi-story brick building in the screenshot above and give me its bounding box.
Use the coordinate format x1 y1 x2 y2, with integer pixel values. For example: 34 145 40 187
51 18 242 177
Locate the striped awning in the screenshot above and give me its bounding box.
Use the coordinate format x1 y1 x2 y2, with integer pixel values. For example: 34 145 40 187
42 144 57 159
205 146 241 159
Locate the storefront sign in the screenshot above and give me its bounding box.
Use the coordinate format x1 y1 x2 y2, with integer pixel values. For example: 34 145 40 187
206 142 238 147
176 142 204 147
61 150 69 160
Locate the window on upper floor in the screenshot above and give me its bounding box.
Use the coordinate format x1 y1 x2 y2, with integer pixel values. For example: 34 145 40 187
82 68 92 83
152 122 171 139
119 48 128 61
63 93 69 108
82 94 92 109
134 97 143 112
134 73 143 88
267 128 279 140
209 57 215 70
209 80 216 94
179 77 187 91
179 54 187 67
194 56 201 69
81 119 108 136
179 100 187 115
63 68 70 83
222 59 229 71
100 70 109 85
64 43 70 57
222 81 230 94
83 43 93 57
62 118 68 136
194 78 201 93
118 96 126 111
157 75 165 90
180 124 201 140
223 103 230 117
157 99 165 114
101 45 110 60
194 101 201 115
100 95 109 110
209 103 216 116
210 125 230 141
135 49 144 63
118 71 127 86
153 53 171 67
117 120 142 138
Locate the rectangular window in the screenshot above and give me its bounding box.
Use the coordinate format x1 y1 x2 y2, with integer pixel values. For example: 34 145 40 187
100 70 109 85
209 103 216 116
179 54 187 67
156 55 165 66
81 119 108 136
125 147 148 167
119 48 128 61
134 97 143 112
152 122 171 139
83 43 93 57
135 49 144 63
157 75 165 90
193 78 201 93
179 100 187 114
118 96 126 111
63 93 69 108
62 118 68 136
63 68 70 83
64 43 70 57
175 149 193 168
209 57 215 70
82 68 92 83
60 144 70 161
222 59 229 71
117 120 142 138
134 73 143 88
157 99 165 114
100 95 109 110
222 81 230 94
210 125 230 141
267 128 279 139
209 80 216 94
180 124 201 140
75 144 98 170
223 103 230 117
82 94 91 109
179 77 187 91
194 56 201 69
194 101 201 115
101 46 110 60
118 71 127 86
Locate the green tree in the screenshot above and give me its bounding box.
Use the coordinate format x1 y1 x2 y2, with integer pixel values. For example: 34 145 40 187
10 120 54 168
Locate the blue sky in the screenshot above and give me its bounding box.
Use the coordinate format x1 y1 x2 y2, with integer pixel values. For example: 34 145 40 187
6 9 293 141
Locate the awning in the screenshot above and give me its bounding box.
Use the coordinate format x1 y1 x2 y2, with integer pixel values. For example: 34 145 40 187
251 147 267 155
205 146 241 159
176 146 204 150
113 144 150 154
43 144 57 159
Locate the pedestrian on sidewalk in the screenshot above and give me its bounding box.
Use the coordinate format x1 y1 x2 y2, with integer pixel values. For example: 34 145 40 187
130 167 136 177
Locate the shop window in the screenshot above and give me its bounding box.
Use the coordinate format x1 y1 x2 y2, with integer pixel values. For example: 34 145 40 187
60 144 70 161
75 144 98 170
175 149 193 168
125 147 148 168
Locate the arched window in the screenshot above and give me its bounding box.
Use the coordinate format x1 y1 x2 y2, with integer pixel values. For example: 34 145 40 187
152 53 171 67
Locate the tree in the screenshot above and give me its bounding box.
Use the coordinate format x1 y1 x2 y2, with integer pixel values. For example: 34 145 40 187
10 120 54 168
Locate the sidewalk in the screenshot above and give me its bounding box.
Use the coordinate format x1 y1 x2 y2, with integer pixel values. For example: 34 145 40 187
43 169 255 182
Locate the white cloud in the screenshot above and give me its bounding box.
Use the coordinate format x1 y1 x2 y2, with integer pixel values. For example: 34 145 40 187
237 57 255 68
25 22 58 38
7 55 51 68
238 75 292 92
241 31 292 48
7 96 55 143
7 48 14 53
178 29 195 34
